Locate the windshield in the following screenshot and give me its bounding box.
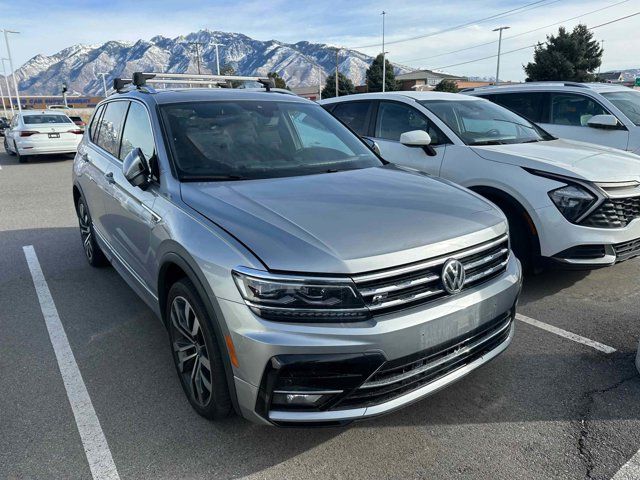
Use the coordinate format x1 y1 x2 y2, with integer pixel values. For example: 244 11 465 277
601 90 640 126
160 100 382 180
419 99 552 145
23 115 73 125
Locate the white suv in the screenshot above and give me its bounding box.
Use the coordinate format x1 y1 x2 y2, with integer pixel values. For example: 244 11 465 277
464 82 640 154
320 92 640 269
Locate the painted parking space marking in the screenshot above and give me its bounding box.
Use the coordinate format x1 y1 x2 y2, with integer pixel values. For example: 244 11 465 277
516 313 617 354
23 245 121 480
613 449 640 480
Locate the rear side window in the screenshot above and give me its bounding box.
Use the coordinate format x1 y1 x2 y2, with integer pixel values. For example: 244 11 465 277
23 115 73 124
486 92 550 123
89 105 104 142
375 101 448 145
119 102 156 161
95 101 129 158
331 101 372 136
550 93 608 127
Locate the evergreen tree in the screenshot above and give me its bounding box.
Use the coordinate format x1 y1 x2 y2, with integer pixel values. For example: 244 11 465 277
267 71 288 89
366 54 397 92
321 72 356 98
434 79 459 92
524 24 602 82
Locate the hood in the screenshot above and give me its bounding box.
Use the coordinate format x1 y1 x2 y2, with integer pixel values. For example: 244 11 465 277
471 138 640 183
180 166 506 274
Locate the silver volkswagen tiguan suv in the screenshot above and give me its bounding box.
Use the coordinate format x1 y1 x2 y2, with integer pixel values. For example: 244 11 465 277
72 72 522 426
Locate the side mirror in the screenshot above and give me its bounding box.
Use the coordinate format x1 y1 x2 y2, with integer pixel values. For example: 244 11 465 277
122 147 150 189
361 136 381 156
587 114 621 129
400 130 438 157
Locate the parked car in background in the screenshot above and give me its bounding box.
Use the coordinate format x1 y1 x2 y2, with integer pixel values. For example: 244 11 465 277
463 82 640 154
72 73 522 425
69 115 87 130
48 105 72 110
3 111 83 162
321 92 640 270
0 117 9 136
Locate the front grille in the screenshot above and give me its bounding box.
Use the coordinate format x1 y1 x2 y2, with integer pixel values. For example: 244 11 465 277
554 244 606 260
581 197 640 228
335 310 513 409
614 237 640 262
352 234 509 315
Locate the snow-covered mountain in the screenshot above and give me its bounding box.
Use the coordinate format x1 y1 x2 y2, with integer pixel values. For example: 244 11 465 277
3 30 410 96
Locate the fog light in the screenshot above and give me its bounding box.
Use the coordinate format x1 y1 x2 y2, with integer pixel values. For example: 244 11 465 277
272 390 341 408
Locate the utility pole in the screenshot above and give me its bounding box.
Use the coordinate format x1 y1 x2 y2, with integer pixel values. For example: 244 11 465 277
492 26 510 85
598 40 604 76
2 30 21 113
212 43 223 75
62 83 68 107
1 58 14 114
188 41 204 74
335 48 339 97
0 77 7 118
381 11 386 92
318 65 322 100
97 72 108 97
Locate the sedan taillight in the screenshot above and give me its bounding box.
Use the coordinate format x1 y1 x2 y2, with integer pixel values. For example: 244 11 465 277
20 130 40 137
68 129 84 135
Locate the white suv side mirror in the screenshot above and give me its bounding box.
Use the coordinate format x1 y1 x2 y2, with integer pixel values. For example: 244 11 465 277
400 130 432 146
587 114 620 129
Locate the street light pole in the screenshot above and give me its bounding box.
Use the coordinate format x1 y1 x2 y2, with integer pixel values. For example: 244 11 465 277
381 11 386 92
492 26 510 85
97 73 108 97
1 58 14 114
212 43 223 75
2 30 22 113
335 48 339 97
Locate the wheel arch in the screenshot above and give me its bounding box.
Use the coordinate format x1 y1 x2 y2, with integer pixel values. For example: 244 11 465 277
469 185 541 257
157 248 241 415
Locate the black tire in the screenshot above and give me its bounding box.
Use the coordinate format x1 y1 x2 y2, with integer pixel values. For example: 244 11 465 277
15 142 28 163
167 278 232 420
4 136 16 156
76 195 109 267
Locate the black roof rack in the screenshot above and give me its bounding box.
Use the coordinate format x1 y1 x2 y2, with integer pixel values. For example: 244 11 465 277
108 72 277 92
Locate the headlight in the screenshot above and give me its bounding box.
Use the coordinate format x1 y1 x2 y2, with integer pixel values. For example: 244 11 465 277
232 268 368 322
548 184 597 223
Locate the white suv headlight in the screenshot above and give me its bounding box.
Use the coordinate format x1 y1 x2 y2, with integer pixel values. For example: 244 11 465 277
548 184 597 223
232 268 369 322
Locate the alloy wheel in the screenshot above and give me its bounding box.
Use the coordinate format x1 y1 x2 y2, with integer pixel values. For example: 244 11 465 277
77 201 94 262
170 296 213 407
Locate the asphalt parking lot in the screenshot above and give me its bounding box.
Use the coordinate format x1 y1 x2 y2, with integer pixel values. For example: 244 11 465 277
1 150 639 480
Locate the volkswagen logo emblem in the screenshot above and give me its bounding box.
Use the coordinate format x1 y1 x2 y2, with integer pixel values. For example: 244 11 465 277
441 258 465 294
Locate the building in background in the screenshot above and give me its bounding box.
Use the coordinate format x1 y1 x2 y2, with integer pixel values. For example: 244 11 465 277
0 95 103 111
291 86 322 101
396 69 465 91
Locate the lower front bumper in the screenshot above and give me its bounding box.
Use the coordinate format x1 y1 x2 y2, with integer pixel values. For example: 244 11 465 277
268 320 514 425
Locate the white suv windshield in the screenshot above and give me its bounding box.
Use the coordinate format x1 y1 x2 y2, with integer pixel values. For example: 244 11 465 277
420 99 552 146
601 91 640 126
161 100 382 180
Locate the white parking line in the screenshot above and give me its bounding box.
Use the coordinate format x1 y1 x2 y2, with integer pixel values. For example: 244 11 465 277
23 245 120 480
613 450 640 480
516 313 617 354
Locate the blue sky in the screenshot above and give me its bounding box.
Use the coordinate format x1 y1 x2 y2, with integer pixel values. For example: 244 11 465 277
1 0 638 81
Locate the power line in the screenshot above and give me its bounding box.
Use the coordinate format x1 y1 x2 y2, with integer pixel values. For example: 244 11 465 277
431 10 640 71
350 0 559 49
396 0 630 64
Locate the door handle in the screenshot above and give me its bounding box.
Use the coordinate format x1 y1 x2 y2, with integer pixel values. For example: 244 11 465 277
104 172 115 184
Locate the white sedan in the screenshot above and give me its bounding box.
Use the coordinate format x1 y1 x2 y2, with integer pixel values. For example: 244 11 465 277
3 111 83 163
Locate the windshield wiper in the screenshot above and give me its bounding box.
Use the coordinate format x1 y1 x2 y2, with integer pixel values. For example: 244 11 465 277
181 174 247 182
469 140 508 146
